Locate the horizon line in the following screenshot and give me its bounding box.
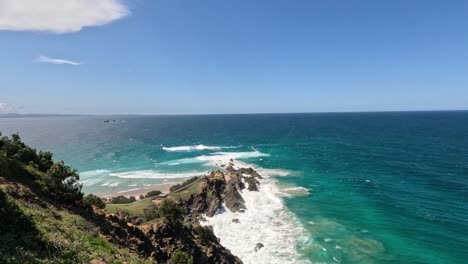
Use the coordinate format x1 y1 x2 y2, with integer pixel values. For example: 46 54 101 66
1 109 467 117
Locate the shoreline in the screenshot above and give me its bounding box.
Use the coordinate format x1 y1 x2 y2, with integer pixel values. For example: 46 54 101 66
93 183 174 200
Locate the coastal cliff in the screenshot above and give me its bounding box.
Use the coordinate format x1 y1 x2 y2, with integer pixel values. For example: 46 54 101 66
0 133 261 263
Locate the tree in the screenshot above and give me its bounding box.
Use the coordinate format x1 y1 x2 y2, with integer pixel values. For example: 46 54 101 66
158 199 184 223
37 151 53 172
83 194 106 209
169 249 193 264
42 161 83 203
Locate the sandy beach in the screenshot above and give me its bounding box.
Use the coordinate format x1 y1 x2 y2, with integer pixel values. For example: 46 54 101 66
97 183 174 200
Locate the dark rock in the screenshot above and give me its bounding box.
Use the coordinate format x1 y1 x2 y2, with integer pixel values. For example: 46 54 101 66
232 218 240 223
206 196 221 217
254 243 264 252
243 176 259 191
224 183 246 212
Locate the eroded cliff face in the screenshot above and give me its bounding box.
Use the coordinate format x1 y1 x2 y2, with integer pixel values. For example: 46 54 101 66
92 203 242 264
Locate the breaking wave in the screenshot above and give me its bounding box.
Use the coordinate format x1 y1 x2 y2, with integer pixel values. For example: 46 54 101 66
202 160 311 264
162 144 236 152
109 170 204 179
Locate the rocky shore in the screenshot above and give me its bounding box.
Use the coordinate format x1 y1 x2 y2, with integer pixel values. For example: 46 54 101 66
97 164 266 263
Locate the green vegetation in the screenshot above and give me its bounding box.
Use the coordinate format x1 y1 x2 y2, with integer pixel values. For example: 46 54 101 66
169 249 194 264
194 225 217 244
110 195 136 204
105 198 154 217
157 199 184 223
169 176 199 192
168 181 201 201
0 185 151 264
0 133 151 263
145 190 162 198
0 133 82 205
83 194 106 209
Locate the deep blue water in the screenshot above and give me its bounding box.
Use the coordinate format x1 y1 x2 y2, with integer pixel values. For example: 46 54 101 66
1 111 467 263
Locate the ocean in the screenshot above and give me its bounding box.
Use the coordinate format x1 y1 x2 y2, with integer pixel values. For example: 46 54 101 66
1 111 467 264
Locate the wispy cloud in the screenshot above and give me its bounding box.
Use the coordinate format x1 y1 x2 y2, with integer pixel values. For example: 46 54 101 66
0 0 129 34
35 55 83 66
0 102 20 114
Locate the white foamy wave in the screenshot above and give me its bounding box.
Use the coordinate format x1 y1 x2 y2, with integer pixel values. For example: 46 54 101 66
79 169 110 186
117 188 145 193
256 168 292 177
162 144 235 152
197 151 269 165
281 186 310 196
109 170 203 179
80 169 110 179
162 151 269 168
203 176 311 264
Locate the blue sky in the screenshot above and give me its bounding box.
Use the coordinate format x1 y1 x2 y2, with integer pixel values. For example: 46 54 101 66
1 0 467 114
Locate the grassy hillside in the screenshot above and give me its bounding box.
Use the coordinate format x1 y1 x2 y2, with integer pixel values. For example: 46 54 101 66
0 133 242 264
0 181 151 264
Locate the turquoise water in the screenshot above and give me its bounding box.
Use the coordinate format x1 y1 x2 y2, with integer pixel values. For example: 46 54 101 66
1 112 467 263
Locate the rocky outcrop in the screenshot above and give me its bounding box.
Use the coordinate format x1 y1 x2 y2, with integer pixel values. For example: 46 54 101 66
176 166 263 217
91 207 242 264
141 221 242 264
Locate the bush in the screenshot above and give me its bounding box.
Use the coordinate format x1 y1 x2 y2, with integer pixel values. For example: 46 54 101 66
143 207 159 222
145 190 162 198
83 194 106 209
194 225 217 243
158 199 184 223
110 195 136 204
41 161 83 203
169 249 193 264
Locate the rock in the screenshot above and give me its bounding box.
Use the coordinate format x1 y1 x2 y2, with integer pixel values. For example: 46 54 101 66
224 183 246 212
232 218 240 223
243 176 259 191
254 243 264 252
206 196 221 217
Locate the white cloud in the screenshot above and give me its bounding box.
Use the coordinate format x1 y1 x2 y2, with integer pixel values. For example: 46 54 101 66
0 0 129 33
0 102 18 113
35 55 83 66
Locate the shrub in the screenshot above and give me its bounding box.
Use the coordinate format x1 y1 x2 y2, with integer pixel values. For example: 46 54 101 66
194 225 217 243
169 249 193 264
143 207 159 221
158 199 184 223
83 194 106 209
42 161 83 203
110 196 135 204
145 190 162 198
37 151 53 172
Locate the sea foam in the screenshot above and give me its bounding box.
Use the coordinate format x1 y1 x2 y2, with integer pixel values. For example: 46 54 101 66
109 170 203 179
202 161 311 264
79 169 110 186
162 144 235 152
163 150 269 168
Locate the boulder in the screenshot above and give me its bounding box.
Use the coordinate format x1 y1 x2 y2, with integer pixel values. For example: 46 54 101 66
254 243 264 252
